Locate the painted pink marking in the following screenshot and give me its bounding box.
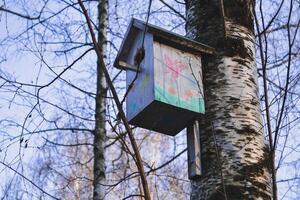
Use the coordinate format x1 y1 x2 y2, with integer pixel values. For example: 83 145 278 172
164 54 187 79
184 89 194 100
168 86 177 95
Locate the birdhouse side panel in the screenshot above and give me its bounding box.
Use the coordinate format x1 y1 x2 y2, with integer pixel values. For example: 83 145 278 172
153 42 205 114
126 32 155 121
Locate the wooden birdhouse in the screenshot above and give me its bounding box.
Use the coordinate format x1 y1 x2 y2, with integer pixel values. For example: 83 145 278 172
114 18 214 136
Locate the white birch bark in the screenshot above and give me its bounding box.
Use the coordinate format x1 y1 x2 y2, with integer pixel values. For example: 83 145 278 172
185 0 273 199
94 0 108 199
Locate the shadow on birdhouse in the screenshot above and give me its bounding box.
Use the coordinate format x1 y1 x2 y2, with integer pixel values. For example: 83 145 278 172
114 18 215 136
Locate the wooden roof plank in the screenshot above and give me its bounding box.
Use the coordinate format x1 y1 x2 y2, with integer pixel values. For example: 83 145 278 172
114 18 215 70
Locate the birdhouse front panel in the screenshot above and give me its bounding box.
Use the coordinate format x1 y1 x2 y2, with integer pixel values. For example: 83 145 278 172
153 42 205 114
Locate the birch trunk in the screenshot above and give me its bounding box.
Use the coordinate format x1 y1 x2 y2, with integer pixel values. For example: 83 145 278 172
185 1 273 199
94 0 108 199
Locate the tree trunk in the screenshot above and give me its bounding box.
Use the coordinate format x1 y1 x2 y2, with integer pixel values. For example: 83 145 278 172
94 0 108 199
185 0 273 199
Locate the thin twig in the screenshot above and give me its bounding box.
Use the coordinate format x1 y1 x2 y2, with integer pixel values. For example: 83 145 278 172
158 0 185 20
0 161 59 200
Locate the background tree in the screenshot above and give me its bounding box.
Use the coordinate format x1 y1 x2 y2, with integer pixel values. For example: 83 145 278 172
94 0 108 198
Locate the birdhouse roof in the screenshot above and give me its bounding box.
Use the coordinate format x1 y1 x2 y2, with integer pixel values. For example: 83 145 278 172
114 18 215 70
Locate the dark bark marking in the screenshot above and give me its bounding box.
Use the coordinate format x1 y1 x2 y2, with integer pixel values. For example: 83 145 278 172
223 0 254 31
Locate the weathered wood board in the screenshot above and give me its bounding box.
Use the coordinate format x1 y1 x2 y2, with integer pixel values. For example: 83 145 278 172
187 120 202 179
126 32 154 122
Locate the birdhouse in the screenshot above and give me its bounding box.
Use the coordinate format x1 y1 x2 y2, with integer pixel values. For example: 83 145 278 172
114 18 214 136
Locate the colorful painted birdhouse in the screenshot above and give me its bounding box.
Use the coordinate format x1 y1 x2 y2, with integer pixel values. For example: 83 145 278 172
114 18 214 136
